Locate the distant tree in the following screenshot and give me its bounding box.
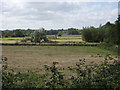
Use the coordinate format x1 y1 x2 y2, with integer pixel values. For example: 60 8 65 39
67 28 79 35
57 31 62 37
82 26 104 42
47 29 59 35
2 30 14 37
31 28 48 43
13 29 24 37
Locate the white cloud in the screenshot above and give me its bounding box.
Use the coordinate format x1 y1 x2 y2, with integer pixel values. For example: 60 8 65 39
1 2 118 30
2 0 119 2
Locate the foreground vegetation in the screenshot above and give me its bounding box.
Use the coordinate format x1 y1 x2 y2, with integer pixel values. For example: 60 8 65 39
2 54 120 89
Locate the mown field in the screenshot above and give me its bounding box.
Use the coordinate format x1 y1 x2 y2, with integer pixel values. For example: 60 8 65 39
2 46 117 73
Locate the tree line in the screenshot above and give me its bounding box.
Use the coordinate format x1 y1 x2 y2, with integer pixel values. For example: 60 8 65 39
82 16 120 45
1 28 81 38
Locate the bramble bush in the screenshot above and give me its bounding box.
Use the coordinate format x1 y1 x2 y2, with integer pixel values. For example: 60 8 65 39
1 54 120 89
44 62 68 88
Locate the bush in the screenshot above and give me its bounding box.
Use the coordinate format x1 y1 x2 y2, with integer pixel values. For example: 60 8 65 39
44 62 67 88
21 39 27 42
82 16 119 45
82 27 104 42
31 28 48 43
69 54 120 89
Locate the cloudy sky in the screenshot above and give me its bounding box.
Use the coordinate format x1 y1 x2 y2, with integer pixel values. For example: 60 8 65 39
0 0 119 30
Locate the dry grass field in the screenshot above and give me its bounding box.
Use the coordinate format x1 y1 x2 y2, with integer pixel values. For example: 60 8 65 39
0 40 19 44
2 46 117 72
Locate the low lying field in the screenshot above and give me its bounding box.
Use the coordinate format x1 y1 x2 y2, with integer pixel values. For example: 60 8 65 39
1 35 83 44
2 46 117 72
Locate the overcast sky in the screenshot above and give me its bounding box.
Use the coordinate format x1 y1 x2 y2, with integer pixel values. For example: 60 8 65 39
0 0 119 30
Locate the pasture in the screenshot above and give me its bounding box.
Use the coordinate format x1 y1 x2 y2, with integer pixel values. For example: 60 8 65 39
2 46 117 72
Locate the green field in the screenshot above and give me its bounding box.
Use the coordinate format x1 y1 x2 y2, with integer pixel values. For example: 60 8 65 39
57 36 82 39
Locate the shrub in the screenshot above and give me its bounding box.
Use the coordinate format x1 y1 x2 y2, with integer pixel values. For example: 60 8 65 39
31 28 48 43
21 39 27 42
44 62 67 88
82 27 104 42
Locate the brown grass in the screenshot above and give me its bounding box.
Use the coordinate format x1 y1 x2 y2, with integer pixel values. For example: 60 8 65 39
2 46 115 72
0 40 20 44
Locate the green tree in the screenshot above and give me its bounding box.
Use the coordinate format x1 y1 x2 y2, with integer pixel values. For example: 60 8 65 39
31 28 48 43
82 26 102 42
13 29 24 37
103 21 118 45
57 31 62 37
67 28 79 35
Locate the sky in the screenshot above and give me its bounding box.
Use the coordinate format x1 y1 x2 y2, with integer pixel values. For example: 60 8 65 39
0 0 119 30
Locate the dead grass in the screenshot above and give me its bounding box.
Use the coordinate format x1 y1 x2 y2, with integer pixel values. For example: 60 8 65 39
2 46 116 72
0 40 21 44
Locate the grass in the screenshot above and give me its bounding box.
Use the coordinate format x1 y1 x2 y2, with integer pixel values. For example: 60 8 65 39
57 36 82 39
2 37 24 40
2 46 117 72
